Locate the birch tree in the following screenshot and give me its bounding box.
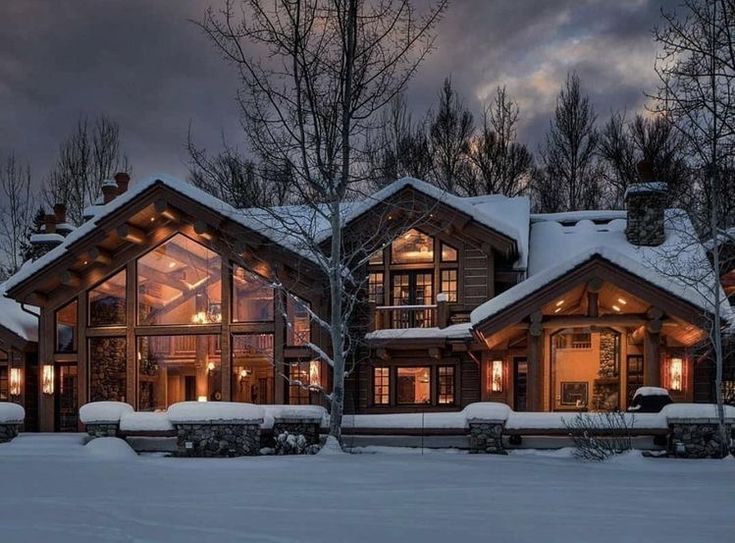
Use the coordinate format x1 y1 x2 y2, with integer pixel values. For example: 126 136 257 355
197 0 446 447
651 0 735 456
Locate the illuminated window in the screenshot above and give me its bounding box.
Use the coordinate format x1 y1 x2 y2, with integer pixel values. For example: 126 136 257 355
368 272 384 304
233 266 274 322
441 243 458 262
56 301 77 353
438 366 455 404
391 229 434 264
397 367 431 405
231 334 274 404
0 355 7 401
287 296 311 346
89 270 126 327
666 357 685 392
137 234 222 326
288 360 321 405
368 248 384 265
373 367 390 405
440 269 458 302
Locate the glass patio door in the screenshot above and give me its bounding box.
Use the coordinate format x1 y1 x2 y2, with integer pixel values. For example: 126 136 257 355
55 364 78 432
391 271 434 328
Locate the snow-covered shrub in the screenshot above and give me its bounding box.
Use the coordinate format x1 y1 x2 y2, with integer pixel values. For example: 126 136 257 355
565 412 634 461
79 401 134 424
274 431 320 455
628 387 672 413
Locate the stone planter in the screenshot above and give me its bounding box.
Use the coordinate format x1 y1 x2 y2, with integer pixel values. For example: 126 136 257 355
668 418 734 459
0 423 21 443
273 416 322 445
174 421 261 457
468 419 507 454
85 422 121 439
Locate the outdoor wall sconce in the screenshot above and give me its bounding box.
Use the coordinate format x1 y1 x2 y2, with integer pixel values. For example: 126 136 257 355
42 364 55 395
669 357 683 391
9 368 22 397
491 360 503 392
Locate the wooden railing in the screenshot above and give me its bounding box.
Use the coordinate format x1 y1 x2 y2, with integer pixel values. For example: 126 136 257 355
372 304 437 330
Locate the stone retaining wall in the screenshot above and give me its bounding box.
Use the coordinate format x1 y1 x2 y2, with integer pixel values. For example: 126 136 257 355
272 417 321 445
174 422 261 457
0 423 20 443
468 420 506 454
668 418 734 459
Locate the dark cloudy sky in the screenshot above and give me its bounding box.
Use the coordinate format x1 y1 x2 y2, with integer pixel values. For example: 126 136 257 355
0 0 674 184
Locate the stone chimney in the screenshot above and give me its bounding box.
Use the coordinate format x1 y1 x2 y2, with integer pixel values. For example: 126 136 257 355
624 160 668 246
101 179 118 204
53 203 66 225
28 210 64 259
114 172 130 195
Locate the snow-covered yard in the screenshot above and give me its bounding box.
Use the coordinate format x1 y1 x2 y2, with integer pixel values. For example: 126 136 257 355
0 434 733 543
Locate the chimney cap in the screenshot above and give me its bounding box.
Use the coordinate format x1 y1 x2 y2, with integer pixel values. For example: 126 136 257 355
101 179 118 188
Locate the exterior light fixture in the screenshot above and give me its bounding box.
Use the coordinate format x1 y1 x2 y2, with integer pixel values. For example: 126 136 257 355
309 360 321 387
669 358 683 391
207 362 216 372
9 368 22 396
491 360 503 392
42 365 55 395
197 395 208 402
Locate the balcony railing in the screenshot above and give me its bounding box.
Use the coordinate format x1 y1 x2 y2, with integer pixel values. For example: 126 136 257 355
373 304 437 330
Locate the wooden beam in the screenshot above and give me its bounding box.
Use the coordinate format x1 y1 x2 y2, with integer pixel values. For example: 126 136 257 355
154 198 181 222
428 347 441 359
376 348 389 360
59 270 80 288
587 291 599 318
542 314 648 328
117 223 146 244
84 247 112 266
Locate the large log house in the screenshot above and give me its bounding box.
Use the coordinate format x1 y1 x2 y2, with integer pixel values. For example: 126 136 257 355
1 168 730 431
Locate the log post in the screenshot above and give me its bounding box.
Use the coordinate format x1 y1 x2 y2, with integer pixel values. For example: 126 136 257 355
527 311 543 411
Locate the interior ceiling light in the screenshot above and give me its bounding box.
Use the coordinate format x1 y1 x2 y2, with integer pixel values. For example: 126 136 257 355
554 306 563 313
555 299 565 307
617 297 627 305
612 305 621 312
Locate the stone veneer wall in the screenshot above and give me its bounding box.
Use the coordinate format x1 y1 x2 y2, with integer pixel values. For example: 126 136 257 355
89 337 127 402
86 423 120 439
174 422 261 457
0 423 20 443
468 420 506 454
668 419 734 459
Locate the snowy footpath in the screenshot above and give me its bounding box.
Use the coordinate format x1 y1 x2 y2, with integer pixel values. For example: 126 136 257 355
0 434 733 543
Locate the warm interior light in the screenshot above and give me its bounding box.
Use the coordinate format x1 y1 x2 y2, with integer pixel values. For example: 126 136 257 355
168 261 176 269
192 311 208 324
669 358 683 391
554 306 563 313
309 360 321 387
617 297 627 305
9 368 22 396
42 365 55 395
491 360 503 392
150 217 155 222
239 368 251 380
197 396 208 402
612 305 621 312
555 300 565 307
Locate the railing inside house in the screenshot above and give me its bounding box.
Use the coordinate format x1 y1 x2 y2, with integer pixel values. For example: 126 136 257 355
373 304 437 330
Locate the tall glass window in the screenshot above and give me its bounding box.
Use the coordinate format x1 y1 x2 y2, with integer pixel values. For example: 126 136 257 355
89 270 126 327
368 272 384 304
397 367 431 405
373 367 390 405
438 366 455 404
231 334 274 404
232 266 274 322
56 301 78 353
137 334 221 410
391 229 434 264
287 296 311 346
137 234 222 326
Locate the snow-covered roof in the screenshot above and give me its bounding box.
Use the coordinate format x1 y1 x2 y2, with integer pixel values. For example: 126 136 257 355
0 283 38 343
366 323 472 342
471 209 732 326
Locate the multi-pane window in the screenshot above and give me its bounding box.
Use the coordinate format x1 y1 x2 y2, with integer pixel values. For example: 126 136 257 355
289 360 320 405
373 367 390 405
231 334 275 404
287 296 311 346
438 366 455 404
56 301 78 353
0 354 7 401
233 266 274 322
397 367 431 404
368 248 384 265
441 243 458 262
391 229 434 264
440 269 458 302
137 234 222 326
368 272 384 304
89 270 126 327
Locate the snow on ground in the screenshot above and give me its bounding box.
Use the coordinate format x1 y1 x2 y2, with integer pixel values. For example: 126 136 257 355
1 434 733 543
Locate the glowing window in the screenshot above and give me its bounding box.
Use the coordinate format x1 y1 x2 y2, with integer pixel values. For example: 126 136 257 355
391 229 434 264
373 367 390 405
397 367 431 405
233 266 274 322
441 243 458 262
89 270 126 327
56 301 77 353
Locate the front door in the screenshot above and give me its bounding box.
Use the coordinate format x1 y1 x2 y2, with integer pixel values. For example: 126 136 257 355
391 271 433 327
513 358 528 411
55 364 78 432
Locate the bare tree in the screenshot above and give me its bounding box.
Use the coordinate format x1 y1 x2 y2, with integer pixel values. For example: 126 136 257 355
45 115 131 225
197 0 447 447
598 112 690 209
651 0 735 456
0 153 35 278
460 86 533 197
428 77 474 193
533 73 601 212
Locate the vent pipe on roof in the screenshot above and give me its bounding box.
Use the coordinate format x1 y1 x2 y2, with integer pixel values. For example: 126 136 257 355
624 160 668 246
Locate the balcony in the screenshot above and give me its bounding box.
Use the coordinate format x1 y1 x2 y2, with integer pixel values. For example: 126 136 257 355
371 304 437 330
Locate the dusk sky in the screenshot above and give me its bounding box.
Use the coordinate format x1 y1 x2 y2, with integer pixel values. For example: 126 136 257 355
0 0 673 184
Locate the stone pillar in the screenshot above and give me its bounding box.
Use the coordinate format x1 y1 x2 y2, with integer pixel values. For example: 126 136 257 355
468 420 506 454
